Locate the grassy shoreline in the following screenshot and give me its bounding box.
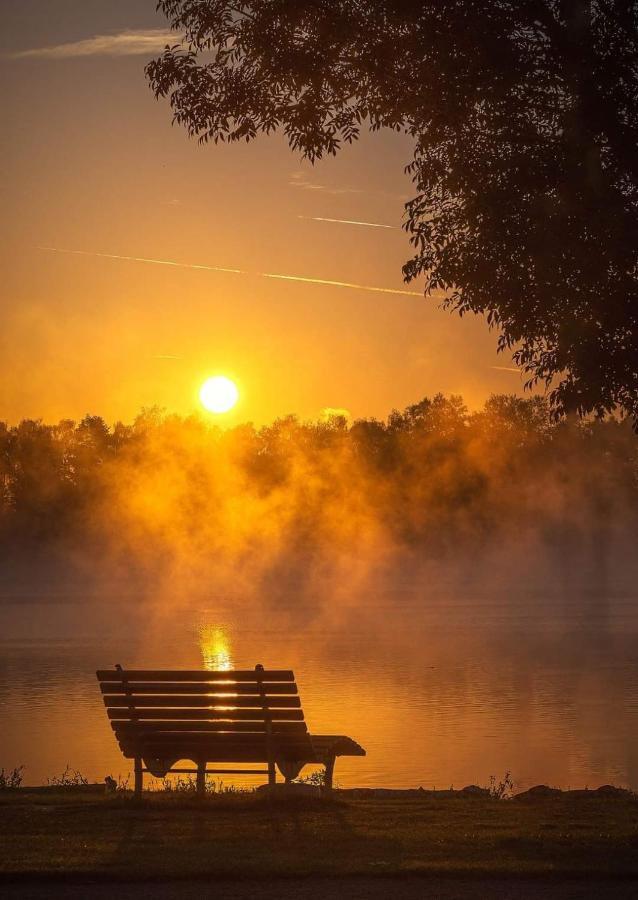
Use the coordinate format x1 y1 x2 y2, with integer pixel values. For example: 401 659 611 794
1 787 637 881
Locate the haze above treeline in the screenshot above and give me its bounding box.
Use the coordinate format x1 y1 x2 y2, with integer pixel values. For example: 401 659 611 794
1 393 636 603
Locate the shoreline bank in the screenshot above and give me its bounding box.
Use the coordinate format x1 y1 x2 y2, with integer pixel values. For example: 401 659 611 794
1 788 637 882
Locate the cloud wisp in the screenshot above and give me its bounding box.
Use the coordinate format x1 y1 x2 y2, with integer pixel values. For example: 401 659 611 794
298 215 397 230
38 246 423 298
11 30 177 60
289 172 364 195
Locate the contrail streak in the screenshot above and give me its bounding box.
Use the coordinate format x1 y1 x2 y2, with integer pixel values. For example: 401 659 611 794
38 246 422 298
38 246 242 275
298 215 397 230
259 271 420 296
491 366 521 374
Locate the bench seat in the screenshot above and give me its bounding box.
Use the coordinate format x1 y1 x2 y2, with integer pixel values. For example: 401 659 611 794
97 665 365 794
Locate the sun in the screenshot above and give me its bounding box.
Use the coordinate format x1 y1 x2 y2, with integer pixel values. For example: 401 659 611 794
199 376 239 414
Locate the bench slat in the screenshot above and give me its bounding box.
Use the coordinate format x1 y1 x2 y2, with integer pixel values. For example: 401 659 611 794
97 669 294 682
121 742 313 757
103 695 301 709
112 721 307 734
116 739 361 761
126 732 311 745
107 708 305 721
118 747 301 763
119 737 312 751
99 682 297 696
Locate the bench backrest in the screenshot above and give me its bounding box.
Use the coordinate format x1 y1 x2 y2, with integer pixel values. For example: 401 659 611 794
96 666 306 737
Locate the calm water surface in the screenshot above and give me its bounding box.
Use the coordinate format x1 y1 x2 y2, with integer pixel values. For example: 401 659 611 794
2 588 637 790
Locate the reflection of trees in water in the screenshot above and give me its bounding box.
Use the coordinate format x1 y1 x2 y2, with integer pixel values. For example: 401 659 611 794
2 585 637 787
298 593 638 788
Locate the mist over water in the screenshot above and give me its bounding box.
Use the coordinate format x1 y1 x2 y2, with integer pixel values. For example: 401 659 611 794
1 395 638 789
2 578 638 790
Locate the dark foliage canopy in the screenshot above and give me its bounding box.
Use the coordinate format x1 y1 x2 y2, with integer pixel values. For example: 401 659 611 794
147 1 638 421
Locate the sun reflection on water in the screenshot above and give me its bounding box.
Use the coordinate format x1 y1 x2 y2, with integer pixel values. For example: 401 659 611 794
199 625 233 671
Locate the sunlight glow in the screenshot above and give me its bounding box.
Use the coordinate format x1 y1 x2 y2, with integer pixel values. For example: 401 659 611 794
199 376 239 414
199 625 233 672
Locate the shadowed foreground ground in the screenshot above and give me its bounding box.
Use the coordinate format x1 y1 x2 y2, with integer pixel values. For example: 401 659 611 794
1 787 637 897
3 875 638 900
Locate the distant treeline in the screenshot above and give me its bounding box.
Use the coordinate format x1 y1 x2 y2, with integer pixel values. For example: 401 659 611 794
1 395 636 570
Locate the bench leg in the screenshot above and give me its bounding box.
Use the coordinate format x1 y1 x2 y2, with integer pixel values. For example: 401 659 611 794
134 758 143 798
268 759 276 789
196 762 206 797
276 760 304 785
323 756 335 793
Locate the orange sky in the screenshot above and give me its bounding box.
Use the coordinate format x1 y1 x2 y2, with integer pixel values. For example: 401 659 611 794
0 0 526 426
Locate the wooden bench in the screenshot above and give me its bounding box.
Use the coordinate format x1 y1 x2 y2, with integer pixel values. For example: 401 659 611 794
97 664 365 796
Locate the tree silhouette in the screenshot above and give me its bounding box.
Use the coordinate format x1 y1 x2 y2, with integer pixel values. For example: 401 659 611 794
0 398 636 578
147 1 638 421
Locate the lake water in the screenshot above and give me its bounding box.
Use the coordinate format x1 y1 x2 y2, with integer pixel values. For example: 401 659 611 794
2 584 638 790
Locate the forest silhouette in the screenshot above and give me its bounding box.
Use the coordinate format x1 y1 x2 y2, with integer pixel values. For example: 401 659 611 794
1 394 635 599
